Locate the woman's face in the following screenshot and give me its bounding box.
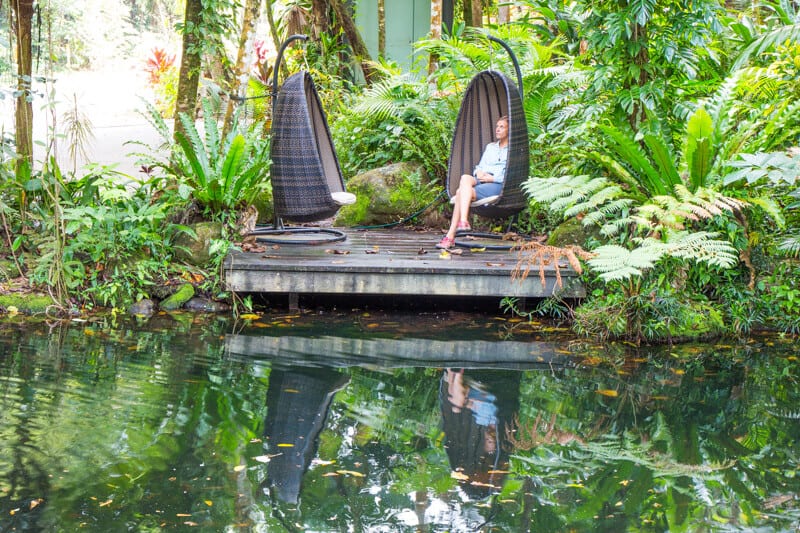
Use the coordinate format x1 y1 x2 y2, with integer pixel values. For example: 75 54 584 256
495 119 509 142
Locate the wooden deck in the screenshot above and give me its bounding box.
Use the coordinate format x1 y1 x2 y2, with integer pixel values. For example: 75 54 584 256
223 228 584 303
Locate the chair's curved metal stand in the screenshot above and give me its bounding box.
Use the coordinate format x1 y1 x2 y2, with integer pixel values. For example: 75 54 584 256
448 36 530 251
250 34 354 245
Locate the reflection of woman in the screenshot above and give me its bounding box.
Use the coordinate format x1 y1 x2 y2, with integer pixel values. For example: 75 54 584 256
440 368 520 499
437 116 509 250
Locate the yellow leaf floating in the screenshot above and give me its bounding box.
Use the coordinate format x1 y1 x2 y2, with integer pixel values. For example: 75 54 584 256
240 313 261 320
596 389 619 397
277 443 295 448
233 465 246 472
204 500 213 507
451 471 470 481
336 470 365 477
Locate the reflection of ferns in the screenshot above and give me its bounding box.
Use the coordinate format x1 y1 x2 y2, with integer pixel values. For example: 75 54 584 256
515 430 734 480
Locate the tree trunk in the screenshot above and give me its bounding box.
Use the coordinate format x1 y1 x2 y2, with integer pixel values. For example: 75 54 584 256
265 0 281 53
471 0 483 28
330 0 376 82
378 0 386 58
223 0 262 137
174 0 203 141
311 0 329 39
498 3 510 24
11 0 35 179
429 0 442 74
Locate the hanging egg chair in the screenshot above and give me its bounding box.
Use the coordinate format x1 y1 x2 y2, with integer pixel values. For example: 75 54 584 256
251 35 355 245
448 37 530 249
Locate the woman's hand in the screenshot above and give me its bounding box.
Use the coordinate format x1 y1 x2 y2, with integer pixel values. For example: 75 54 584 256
476 170 493 183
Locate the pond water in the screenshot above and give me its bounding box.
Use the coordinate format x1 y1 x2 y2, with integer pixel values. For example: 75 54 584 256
1 310 798 532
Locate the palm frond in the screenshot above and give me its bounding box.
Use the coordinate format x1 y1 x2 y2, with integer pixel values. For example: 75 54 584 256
731 22 800 71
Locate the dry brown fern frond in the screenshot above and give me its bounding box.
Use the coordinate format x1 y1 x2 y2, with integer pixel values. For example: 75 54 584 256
512 241 594 288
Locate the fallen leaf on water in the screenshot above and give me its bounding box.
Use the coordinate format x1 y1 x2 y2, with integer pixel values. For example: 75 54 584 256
365 323 380 328
29 499 43 510
336 470 365 477
323 472 339 477
204 500 213 507
596 389 619 397
312 459 336 466
233 465 246 472
183 522 198 527
176 513 192 517
239 313 261 320
277 443 295 448
283 388 300 393
99 499 113 507
671 369 686 375
451 471 469 481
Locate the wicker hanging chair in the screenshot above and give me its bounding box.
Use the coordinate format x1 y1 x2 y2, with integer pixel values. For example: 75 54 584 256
447 69 529 220
447 37 530 249
251 35 355 245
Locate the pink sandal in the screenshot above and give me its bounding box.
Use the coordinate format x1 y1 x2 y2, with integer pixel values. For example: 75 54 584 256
436 236 455 249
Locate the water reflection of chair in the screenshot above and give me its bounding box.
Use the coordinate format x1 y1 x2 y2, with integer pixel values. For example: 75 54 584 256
262 367 350 504
439 368 521 500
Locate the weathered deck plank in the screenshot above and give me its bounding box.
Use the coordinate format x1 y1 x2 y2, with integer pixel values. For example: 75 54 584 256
224 228 584 299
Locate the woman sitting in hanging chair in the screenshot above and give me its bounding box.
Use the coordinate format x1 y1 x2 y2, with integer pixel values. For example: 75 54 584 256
436 116 509 250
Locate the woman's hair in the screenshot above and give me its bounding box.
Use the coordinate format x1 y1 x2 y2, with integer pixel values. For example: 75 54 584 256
497 115 509 124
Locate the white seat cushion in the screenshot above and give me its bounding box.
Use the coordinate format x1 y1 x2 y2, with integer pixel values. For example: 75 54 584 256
471 195 499 207
331 191 357 206
449 194 500 207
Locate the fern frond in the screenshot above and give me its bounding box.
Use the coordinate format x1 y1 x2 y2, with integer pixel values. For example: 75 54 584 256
563 184 626 218
664 231 739 268
581 198 635 227
587 242 668 281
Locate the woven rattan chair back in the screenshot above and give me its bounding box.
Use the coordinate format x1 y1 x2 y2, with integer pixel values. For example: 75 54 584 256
270 71 346 223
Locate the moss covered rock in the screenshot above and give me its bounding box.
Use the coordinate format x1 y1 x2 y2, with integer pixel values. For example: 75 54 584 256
337 162 432 226
547 218 603 248
174 221 223 266
159 284 195 311
0 293 52 314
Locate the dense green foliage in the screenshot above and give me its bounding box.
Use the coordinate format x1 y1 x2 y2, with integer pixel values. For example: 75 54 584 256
0 0 799 339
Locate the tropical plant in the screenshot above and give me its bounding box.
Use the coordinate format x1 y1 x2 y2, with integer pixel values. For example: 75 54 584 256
27 164 190 310
135 99 271 217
